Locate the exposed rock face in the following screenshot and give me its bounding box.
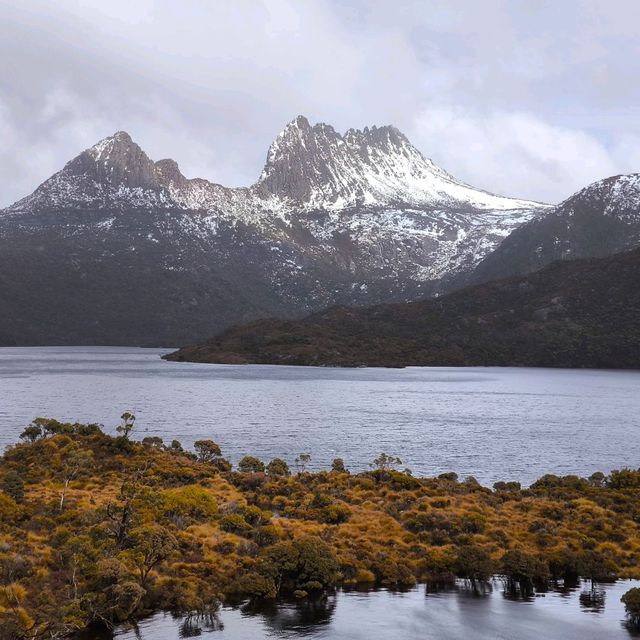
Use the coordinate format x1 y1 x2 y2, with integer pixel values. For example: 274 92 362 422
255 116 538 210
0 116 550 346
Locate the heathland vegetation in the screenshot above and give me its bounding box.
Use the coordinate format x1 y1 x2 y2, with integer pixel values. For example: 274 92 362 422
166 248 640 368
2 415 640 638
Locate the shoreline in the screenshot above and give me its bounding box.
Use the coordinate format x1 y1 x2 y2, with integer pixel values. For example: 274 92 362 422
4 420 640 637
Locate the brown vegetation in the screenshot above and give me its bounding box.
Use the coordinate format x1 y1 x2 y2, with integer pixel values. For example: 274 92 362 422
2 417 640 638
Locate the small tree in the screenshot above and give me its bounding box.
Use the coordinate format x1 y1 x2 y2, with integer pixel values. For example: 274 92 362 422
331 458 347 473
588 471 605 488
104 466 148 547
141 436 164 449
127 524 177 588
116 411 136 440
295 453 311 474
501 549 549 596
19 423 44 443
238 456 265 473
370 453 402 472
260 535 339 595
194 440 222 464
59 445 93 512
455 546 495 590
169 440 184 453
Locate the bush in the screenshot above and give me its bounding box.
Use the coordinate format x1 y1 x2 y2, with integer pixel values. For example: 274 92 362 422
501 549 549 595
194 440 222 464
331 458 347 473
252 525 280 547
163 486 218 522
319 504 350 524
220 514 252 536
454 546 495 586
622 587 640 627
259 536 339 595
266 458 290 477
238 456 265 473
1 472 24 503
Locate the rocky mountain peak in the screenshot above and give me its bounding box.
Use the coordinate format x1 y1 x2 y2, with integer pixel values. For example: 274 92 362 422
154 158 186 188
72 131 158 190
256 116 537 211
561 173 640 222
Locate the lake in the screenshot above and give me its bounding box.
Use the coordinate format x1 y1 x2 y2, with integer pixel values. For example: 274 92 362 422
1 346 639 485
104 581 640 640
3 346 640 639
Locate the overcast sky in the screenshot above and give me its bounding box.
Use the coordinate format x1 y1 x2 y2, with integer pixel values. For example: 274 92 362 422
1 0 639 207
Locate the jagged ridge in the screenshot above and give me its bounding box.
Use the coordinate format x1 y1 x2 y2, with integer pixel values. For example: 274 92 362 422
5 116 543 216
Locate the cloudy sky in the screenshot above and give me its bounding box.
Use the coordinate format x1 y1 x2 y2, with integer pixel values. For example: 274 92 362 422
1 0 639 207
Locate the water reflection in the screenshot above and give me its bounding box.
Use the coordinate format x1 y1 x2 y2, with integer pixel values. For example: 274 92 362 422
179 611 224 637
579 586 607 613
109 579 640 640
239 593 337 634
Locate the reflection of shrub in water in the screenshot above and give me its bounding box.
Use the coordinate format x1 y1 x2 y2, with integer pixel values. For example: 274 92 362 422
456 579 493 597
241 592 337 632
579 586 606 612
179 611 223 638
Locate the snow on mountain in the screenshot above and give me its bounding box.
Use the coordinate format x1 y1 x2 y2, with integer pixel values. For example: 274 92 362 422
2 117 549 280
255 115 539 211
0 116 555 346
466 172 640 286
6 116 544 217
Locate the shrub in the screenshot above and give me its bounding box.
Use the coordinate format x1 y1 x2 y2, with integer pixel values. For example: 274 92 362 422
1 471 24 503
331 458 347 473
220 514 252 536
266 458 290 477
238 456 265 473
252 525 280 547
319 504 350 524
163 486 218 522
501 549 549 595
259 536 339 595
454 545 495 586
622 587 640 627
194 440 222 464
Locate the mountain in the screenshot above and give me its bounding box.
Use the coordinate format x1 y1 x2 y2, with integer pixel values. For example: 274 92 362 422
0 117 546 345
164 248 640 369
466 173 640 285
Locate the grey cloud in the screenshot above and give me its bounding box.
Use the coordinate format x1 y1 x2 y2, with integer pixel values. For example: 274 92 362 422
0 0 639 207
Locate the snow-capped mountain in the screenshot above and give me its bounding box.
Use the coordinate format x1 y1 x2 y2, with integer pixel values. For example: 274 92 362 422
255 116 536 211
467 173 640 285
0 116 547 345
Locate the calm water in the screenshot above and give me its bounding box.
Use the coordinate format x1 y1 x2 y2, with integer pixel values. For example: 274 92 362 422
3 347 640 638
107 581 640 640
1 346 639 485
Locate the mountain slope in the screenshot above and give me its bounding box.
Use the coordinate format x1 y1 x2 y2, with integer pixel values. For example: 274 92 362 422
0 117 546 345
164 248 640 369
466 174 640 285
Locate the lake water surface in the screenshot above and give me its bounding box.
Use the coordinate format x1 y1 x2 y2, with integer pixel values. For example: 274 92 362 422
2 347 640 638
1 346 639 485
106 581 640 640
